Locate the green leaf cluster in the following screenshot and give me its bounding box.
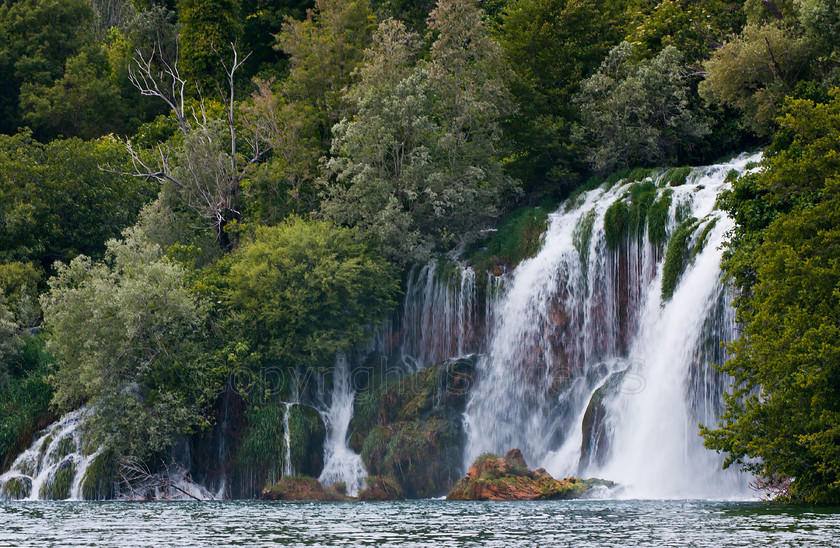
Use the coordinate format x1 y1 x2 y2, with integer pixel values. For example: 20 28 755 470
703 91 840 503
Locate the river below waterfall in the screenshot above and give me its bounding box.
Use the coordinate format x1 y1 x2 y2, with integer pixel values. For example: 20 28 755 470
2 500 839 546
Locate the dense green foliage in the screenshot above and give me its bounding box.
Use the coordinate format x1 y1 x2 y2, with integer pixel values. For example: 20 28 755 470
0 132 156 270
321 4 517 263
702 91 840 503
41 229 215 461
227 217 399 371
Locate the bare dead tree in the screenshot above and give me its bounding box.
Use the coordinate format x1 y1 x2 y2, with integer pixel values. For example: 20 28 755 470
118 457 213 501
122 42 269 251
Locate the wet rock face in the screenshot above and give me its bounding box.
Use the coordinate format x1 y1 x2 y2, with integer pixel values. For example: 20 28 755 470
448 451 615 501
505 448 527 469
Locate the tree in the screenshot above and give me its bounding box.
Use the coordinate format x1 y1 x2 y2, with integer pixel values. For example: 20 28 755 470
498 0 634 188
0 131 156 271
321 2 518 263
574 42 710 175
0 293 22 390
177 0 242 91
123 42 271 251
703 91 840 504
240 80 322 223
0 0 95 135
700 23 814 137
275 0 376 149
41 228 215 461
226 217 399 372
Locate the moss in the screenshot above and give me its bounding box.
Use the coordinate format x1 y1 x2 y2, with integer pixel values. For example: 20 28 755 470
54 436 75 460
236 401 285 487
360 475 404 501
352 359 476 498
664 166 692 186
647 190 673 245
288 404 325 477
604 199 629 250
564 176 603 212
626 167 657 182
467 206 550 272
744 161 760 170
627 180 657 239
675 197 693 224
41 460 76 500
661 218 699 302
572 209 596 271
80 450 118 500
604 179 673 250
693 218 718 258
724 169 739 184
1 476 32 499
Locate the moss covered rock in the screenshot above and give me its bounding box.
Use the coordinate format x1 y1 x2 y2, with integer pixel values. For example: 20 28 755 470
288 404 325 477
447 450 615 501
359 475 403 501
350 358 475 498
1 476 32 499
40 459 76 500
580 370 626 470
80 450 118 500
259 476 346 501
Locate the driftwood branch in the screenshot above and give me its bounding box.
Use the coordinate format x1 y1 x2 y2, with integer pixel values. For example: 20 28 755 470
118 457 212 501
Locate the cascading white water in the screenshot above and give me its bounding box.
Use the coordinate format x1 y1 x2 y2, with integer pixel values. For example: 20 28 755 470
463 154 762 498
317 354 367 497
398 261 479 369
0 407 219 501
282 402 295 478
0 408 97 501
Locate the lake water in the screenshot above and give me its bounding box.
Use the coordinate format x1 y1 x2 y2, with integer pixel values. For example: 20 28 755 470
2 499 839 546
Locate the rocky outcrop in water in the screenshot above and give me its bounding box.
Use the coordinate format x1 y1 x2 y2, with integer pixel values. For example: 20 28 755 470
447 449 614 501
259 476 347 501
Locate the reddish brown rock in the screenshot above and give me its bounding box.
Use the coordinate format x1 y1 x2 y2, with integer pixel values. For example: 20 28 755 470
448 451 614 501
505 448 528 469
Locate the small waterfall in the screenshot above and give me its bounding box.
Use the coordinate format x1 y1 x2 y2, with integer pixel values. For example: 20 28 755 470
317 354 367 496
0 408 98 501
282 403 295 478
464 154 762 498
397 261 479 369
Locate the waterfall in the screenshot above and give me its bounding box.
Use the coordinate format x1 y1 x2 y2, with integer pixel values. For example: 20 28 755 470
464 154 762 498
397 261 479 370
0 408 98 501
282 403 295 478
317 354 367 496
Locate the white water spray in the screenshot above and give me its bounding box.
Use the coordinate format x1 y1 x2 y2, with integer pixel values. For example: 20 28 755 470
318 354 367 496
0 408 98 500
464 154 762 498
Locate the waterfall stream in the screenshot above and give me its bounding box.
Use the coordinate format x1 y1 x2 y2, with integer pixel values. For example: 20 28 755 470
464 154 761 498
282 403 295 478
317 354 368 497
0 408 96 501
